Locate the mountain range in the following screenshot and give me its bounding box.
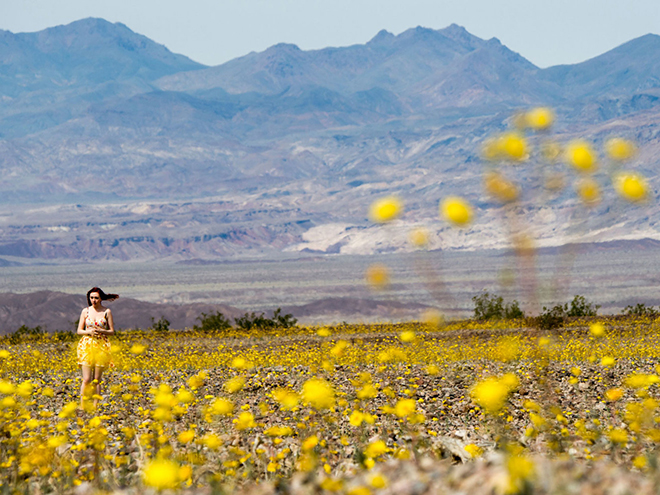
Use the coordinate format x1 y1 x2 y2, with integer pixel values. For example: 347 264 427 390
0 18 659 263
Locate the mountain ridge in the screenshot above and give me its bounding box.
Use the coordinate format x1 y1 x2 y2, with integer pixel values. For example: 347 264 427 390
0 19 659 263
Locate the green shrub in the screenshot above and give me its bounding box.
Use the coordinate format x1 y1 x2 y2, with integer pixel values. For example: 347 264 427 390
534 295 600 330
473 292 525 320
194 311 232 333
234 308 298 331
53 330 76 342
150 316 171 332
535 305 566 330
622 303 658 317
565 295 600 317
6 324 46 344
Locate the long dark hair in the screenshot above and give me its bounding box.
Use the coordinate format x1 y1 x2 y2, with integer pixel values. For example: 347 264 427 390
86 287 120 307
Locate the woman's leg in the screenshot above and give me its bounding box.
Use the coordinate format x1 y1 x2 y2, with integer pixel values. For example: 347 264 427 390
93 366 104 407
80 365 94 408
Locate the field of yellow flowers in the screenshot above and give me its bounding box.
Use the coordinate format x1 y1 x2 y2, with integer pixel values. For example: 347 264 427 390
3 318 660 494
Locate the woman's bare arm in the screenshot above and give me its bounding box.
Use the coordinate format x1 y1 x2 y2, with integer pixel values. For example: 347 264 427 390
77 309 90 335
105 309 115 336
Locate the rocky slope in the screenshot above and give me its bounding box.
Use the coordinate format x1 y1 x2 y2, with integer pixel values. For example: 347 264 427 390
0 20 659 263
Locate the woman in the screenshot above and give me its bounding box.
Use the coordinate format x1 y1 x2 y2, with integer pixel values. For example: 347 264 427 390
77 287 119 408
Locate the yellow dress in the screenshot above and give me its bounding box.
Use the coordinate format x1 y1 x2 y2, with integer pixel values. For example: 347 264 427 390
77 310 114 368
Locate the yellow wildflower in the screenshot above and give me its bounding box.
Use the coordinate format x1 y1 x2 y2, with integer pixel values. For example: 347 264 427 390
605 137 636 162
440 196 473 226
615 172 648 202
143 459 180 490
234 411 256 430
566 140 597 173
365 264 390 290
369 196 403 223
302 378 335 410
525 107 554 130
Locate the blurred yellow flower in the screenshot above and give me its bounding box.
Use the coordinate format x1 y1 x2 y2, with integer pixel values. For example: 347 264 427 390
224 376 246 394
506 455 535 491
302 378 335 410
143 459 180 490
16 381 33 397
422 309 444 329
231 357 250 369
394 398 416 418
608 428 628 445
399 331 416 343
272 388 299 410
440 196 473 226
364 439 388 459
526 107 554 130
357 383 378 400
209 397 234 416
130 344 146 355
605 137 636 162
369 196 403 223
265 425 293 437
349 410 365 426
589 323 605 338
234 411 256 430
471 374 518 414
330 340 349 357
302 435 319 451
370 474 388 488
426 364 440 375
605 388 624 402
365 264 390 290
178 430 195 444
47 435 68 448
502 132 528 161
202 433 222 449
409 227 430 247
484 171 519 203
464 443 483 458
614 172 648 202
566 140 597 173
0 380 16 395
624 374 658 390
601 356 616 367
576 178 601 206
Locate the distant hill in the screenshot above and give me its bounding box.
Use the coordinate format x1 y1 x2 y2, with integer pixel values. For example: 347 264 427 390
0 291 243 334
0 291 432 333
0 19 659 262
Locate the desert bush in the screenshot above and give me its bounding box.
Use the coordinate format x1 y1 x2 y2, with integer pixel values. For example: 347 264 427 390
535 295 600 329
234 308 297 331
536 304 567 330
194 311 232 332
5 324 45 344
150 316 171 332
566 294 600 317
622 303 658 317
472 292 525 320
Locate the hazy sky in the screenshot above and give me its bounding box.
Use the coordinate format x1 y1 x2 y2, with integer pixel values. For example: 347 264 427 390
1 0 658 68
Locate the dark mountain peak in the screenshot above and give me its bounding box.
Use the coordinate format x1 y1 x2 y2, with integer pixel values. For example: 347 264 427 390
439 23 483 47
597 33 660 63
399 25 442 42
541 32 660 98
267 42 303 53
368 29 395 45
